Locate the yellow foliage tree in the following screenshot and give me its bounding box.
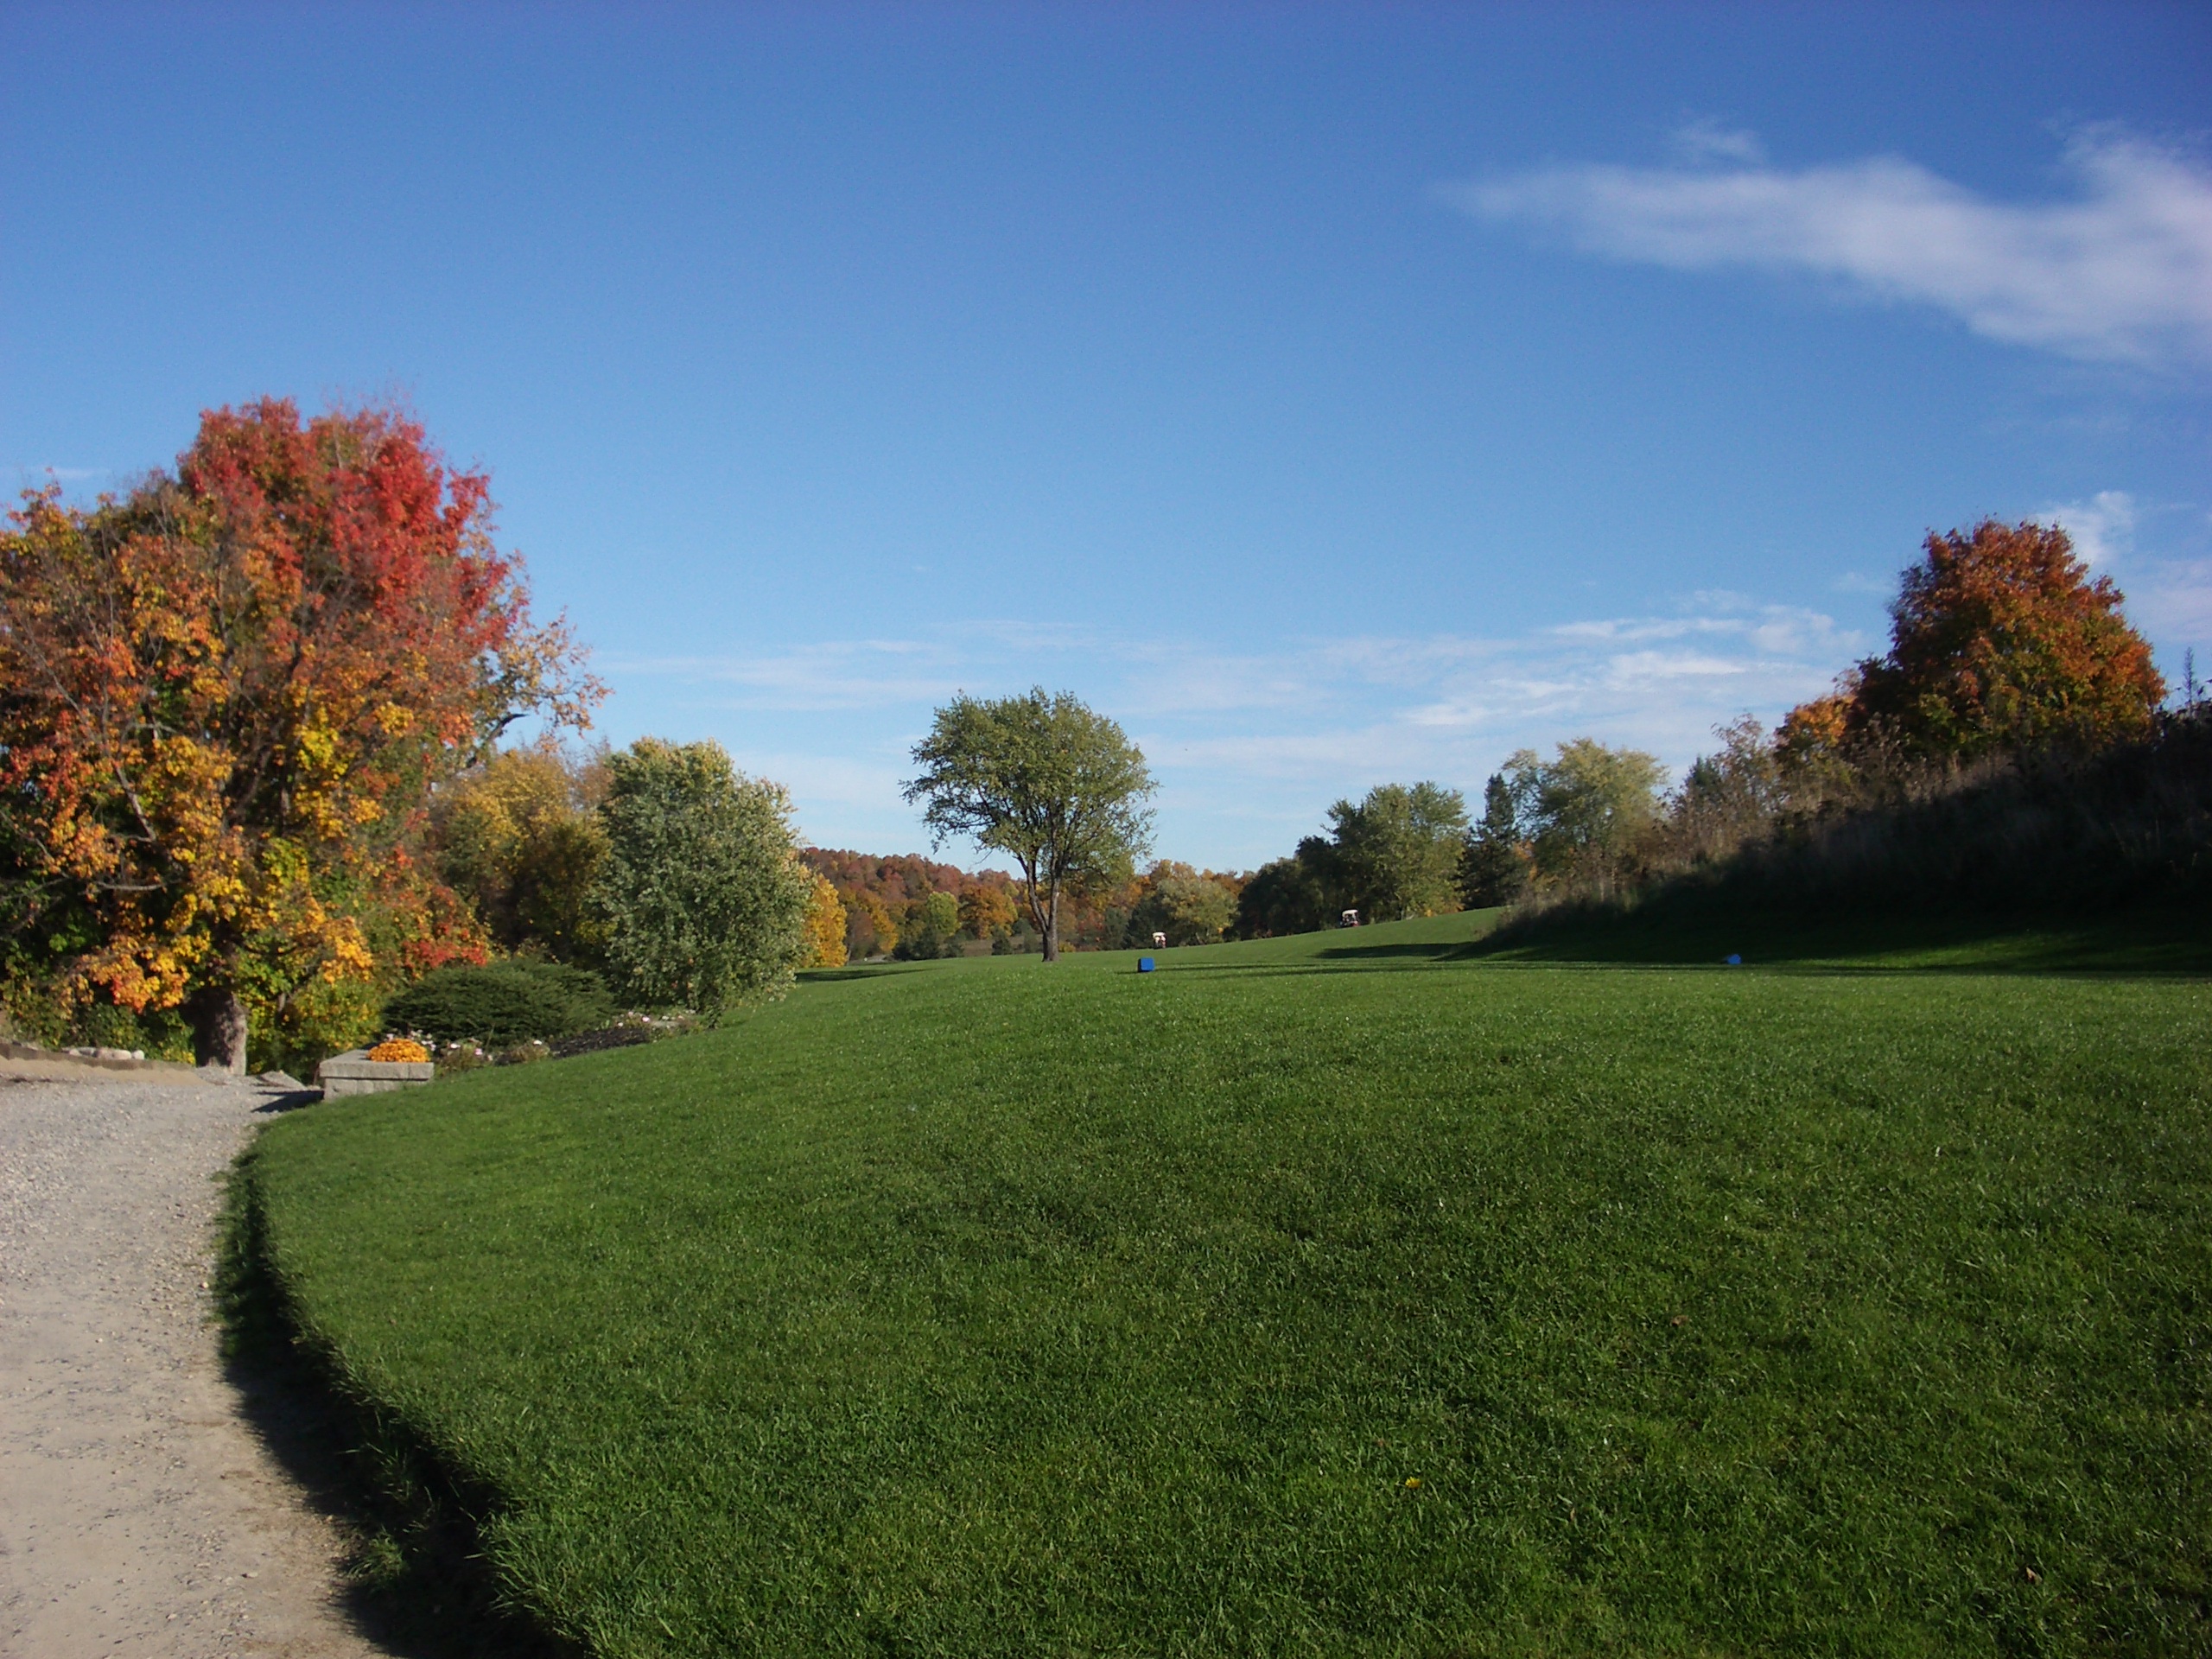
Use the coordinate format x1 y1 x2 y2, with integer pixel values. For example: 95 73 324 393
435 739 609 961
803 875 849 967
957 885 1018 940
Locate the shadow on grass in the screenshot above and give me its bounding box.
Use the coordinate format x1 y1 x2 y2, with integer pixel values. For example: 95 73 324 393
798 966 906 982
1313 941 1474 962
1125 908 2210 980
215 1147 575 1658
252 1089 326 1115
1465 906 2212 977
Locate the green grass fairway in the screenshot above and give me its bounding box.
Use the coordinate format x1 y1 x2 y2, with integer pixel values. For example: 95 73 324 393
241 919 2211 1656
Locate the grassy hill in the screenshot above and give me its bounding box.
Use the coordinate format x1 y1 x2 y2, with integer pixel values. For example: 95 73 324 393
237 915 2211 1656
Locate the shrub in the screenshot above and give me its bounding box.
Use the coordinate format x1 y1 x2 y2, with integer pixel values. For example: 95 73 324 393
589 739 814 1011
433 1040 490 1073
382 960 615 1048
549 1024 660 1059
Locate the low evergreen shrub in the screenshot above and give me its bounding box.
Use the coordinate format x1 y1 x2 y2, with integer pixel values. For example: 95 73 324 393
382 961 615 1048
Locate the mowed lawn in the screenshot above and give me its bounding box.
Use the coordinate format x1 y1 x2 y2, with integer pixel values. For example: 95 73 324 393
242 921 2211 1656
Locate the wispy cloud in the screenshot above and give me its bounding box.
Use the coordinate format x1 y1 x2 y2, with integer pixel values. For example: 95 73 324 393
603 639 963 711
1450 127 2212 366
1669 118 1764 167
2039 490 2212 651
2043 489 2137 566
598 593 1881 865
606 620 1128 714
2133 558 2212 645
5 464 111 488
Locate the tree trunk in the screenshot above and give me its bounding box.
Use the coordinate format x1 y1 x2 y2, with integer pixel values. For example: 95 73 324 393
1042 880 1060 963
189 988 249 1074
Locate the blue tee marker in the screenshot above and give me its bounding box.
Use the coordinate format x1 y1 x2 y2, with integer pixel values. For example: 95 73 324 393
1138 957 1156 973
1725 954 1743 966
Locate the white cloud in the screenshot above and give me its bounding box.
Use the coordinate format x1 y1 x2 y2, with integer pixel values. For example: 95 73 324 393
1831 570 1893 596
1451 129 2212 365
2043 489 2137 566
5 464 111 493
724 751 909 816
597 596 1878 867
1602 649 1747 683
2133 559 2212 644
1670 118 1765 167
2035 490 2212 644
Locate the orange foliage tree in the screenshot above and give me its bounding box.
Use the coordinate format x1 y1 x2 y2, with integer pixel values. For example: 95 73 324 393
0 399 598 1068
1844 519 2164 759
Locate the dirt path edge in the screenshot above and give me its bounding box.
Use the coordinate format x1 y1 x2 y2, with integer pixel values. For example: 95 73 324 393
215 1144 578 1659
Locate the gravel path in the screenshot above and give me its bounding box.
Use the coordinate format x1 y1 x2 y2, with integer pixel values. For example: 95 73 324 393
0 1065 392 1658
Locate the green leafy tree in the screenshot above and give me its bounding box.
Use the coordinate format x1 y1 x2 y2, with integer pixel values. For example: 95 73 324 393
1128 861 1239 946
1459 771 1534 909
1522 740 1668 891
904 689 1155 963
1232 842 1338 938
1327 782 1469 920
894 891 962 960
588 739 813 1014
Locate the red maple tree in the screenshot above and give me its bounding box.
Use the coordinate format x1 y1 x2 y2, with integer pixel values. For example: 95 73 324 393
1 398 599 1067
1786 519 2164 766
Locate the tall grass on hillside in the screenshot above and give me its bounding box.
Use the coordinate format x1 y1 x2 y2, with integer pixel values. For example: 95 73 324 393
1497 711 2212 948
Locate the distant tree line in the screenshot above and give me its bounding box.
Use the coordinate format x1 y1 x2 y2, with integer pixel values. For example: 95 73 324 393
1233 783 1471 937
1472 519 2200 935
1232 518 2197 940
800 848 1024 960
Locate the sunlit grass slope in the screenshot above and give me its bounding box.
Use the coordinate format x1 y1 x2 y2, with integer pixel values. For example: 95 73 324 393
244 920 2211 1656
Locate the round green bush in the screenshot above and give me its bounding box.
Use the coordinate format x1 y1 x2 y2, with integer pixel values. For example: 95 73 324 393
381 961 615 1048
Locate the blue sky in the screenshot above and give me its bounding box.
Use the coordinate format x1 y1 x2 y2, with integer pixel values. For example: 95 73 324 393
5 3 2209 869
